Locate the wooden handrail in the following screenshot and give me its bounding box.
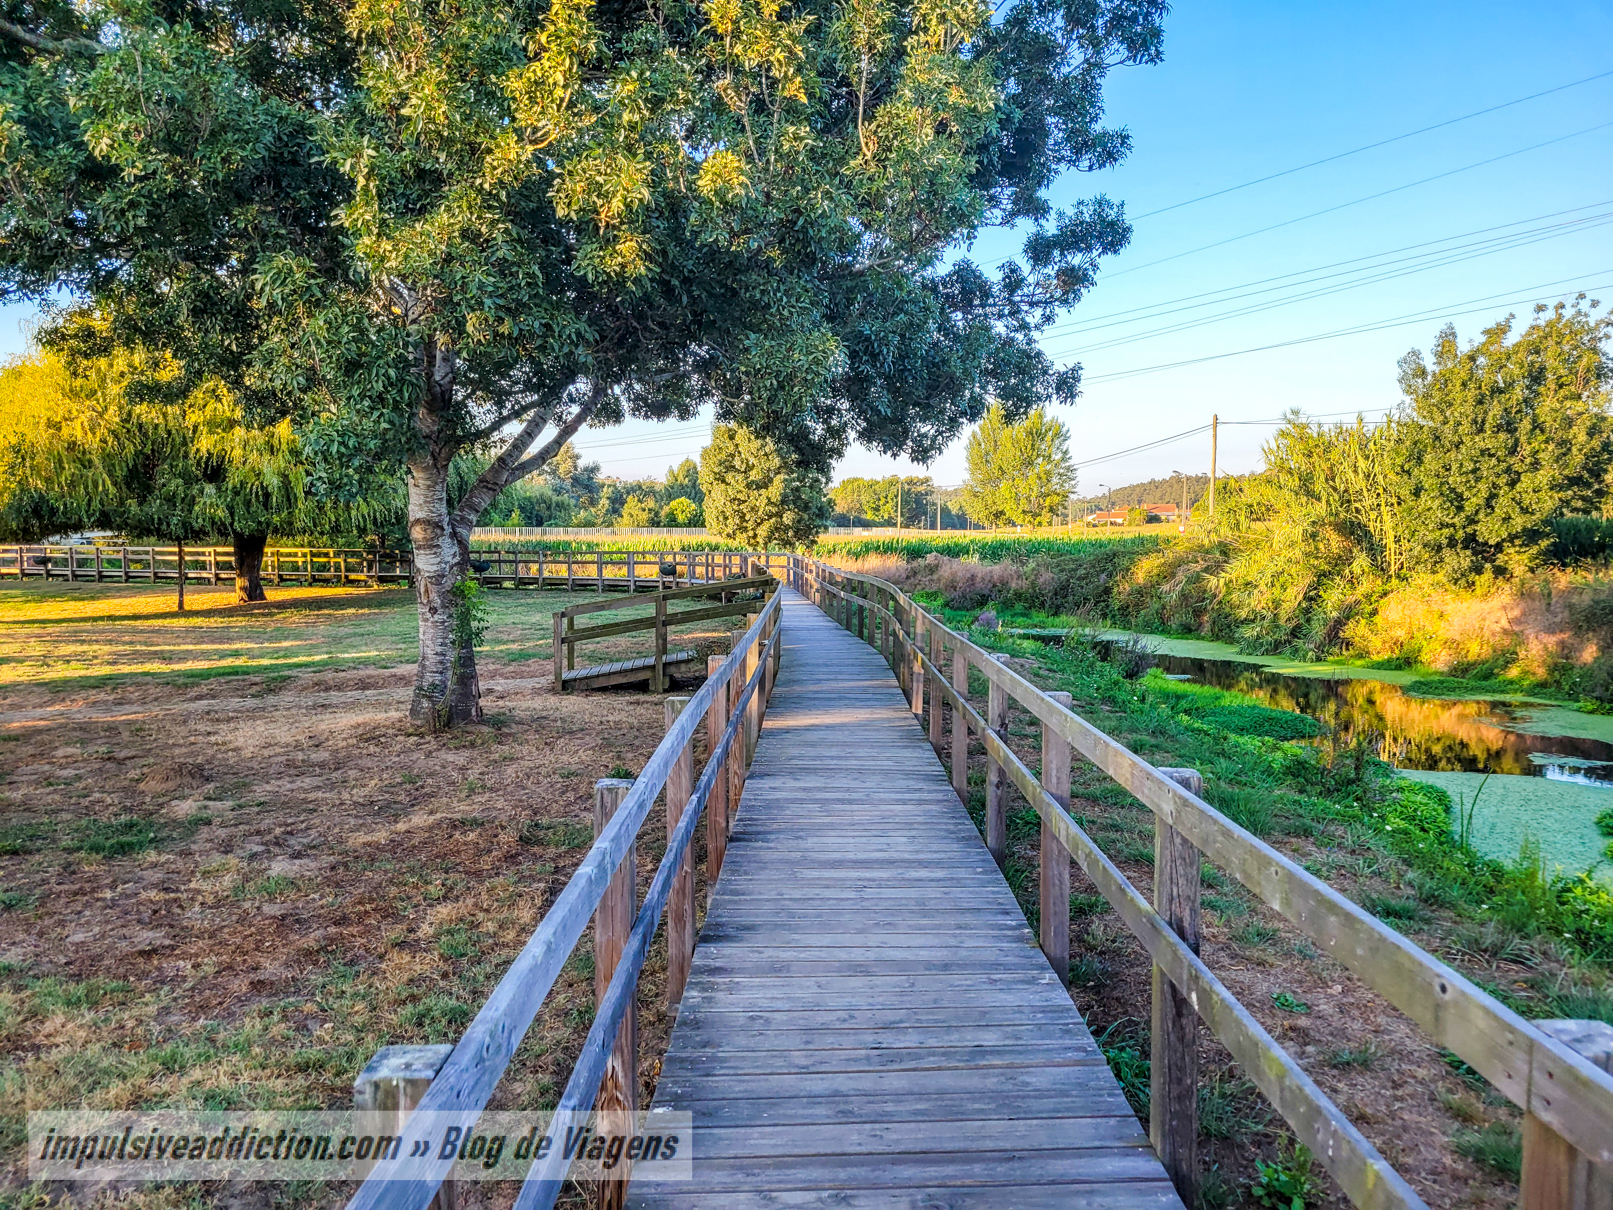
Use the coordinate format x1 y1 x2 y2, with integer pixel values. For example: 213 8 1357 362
345 582 785 1210
788 553 1613 1207
552 575 776 690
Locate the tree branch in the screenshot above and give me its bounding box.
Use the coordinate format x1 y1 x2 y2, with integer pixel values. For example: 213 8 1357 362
0 17 105 54
502 393 599 483
447 387 601 540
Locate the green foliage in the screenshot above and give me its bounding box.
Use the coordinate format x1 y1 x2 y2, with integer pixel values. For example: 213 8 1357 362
818 533 1158 563
450 579 491 653
663 497 701 527
829 475 942 527
700 425 831 550
1095 1020 1150 1120
1250 1141 1316 1210
1451 1123 1522 1179
1550 516 1613 564
1142 671 1322 740
617 494 660 528
67 816 165 857
960 404 1076 527
1398 302 1613 577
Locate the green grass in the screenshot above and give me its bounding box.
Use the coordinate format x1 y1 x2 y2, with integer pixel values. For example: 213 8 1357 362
816 533 1161 564
66 816 166 857
1403 675 1571 703
518 819 593 849
1451 1123 1522 1179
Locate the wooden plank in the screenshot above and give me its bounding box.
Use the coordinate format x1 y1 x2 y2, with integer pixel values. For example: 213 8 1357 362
632 590 1182 1210
1152 767 1203 1206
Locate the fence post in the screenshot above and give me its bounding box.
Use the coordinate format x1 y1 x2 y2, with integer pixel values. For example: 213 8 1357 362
928 624 944 753
592 778 637 1210
664 697 695 1009
909 609 924 722
1153 766 1203 1207
567 552 575 592
951 649 970 806
628 550 636 593
1522 1019 1613 1210
744 613 761 762
985 654 1010 866
596 551 604 593
1039 691 1074 984
121 545 129 584
654 597 667 692
553 612 566 690
354 1044 457 1209
727 628 748 809
705 655 730 894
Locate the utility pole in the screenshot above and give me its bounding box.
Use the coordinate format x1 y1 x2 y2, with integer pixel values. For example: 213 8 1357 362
1209 413 1218 517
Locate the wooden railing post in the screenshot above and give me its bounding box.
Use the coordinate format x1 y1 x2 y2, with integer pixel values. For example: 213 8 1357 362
928 624 944 753
592 777 637 1210
705 655 730 893
354 1044 456 1210
985 653 1010 866
1153 766 1203 1207
727 629 748 813
909 610 924 722
552 612 565 690
744 613 761 762
663 698 695 1009
1523 1019 1613 1210
1039 690 1074 984
653 596 667 691
596 550 604 593
951 647 970 806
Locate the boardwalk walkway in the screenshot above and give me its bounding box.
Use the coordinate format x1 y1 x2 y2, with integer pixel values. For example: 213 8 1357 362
630 589 1183 1209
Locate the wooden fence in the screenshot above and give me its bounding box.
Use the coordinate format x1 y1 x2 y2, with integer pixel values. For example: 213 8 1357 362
553 573 777 691
791 554 1613 1210
344 559 785 1210
0 545 773 591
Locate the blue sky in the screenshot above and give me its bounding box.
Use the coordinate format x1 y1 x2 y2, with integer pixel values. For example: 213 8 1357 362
576 0 1613 491
7 1 1611 495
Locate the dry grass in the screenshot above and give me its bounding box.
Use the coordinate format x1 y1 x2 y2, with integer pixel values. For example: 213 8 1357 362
0 581 739 1210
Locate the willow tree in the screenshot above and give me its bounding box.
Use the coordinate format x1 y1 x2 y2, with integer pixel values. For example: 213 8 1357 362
2 0 1166 726
0 339 328 605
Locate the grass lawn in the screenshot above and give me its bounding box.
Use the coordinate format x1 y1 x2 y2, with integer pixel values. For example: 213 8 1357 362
0 580 744 1210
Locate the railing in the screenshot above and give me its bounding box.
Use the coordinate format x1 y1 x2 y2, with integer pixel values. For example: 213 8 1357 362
787 553 1613 1210
553 573 777 691
345 557 786 1210
0 544 412 585
0 545 774 592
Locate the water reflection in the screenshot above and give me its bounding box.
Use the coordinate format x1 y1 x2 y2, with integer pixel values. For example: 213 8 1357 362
1140 650 1613 781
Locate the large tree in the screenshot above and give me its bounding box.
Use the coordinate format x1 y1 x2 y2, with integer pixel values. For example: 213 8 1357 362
960 402 1075 527
701 424 831 549
1396 299 1613 578
1 0 1165 726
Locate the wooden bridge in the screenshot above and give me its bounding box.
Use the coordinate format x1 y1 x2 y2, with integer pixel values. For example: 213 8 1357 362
346 556 1613 1210
632 592 1173 1205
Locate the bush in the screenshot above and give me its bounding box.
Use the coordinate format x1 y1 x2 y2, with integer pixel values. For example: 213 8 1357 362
1551 516 1613 564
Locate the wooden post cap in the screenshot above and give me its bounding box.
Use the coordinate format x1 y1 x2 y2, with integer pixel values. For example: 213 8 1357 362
353 1043 453 1110
1157 767 1203 795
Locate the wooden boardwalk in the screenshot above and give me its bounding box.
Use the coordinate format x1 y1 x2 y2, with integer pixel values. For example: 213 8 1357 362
630 588 1183 1209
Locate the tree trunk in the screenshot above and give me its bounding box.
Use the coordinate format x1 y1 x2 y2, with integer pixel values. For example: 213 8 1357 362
176 539 186 612
233 533 268 603
408 455 482 730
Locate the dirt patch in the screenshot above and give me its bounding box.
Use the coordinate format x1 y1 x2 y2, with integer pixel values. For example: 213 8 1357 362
138 761 205 794
0 583 743 1208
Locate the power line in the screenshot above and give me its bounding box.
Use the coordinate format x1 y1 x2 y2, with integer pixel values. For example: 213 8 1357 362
1133 68 1613 220
1035 199 1613 341
1079 274 1612 385
1041 211 1613 359
1101 119 1613 280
